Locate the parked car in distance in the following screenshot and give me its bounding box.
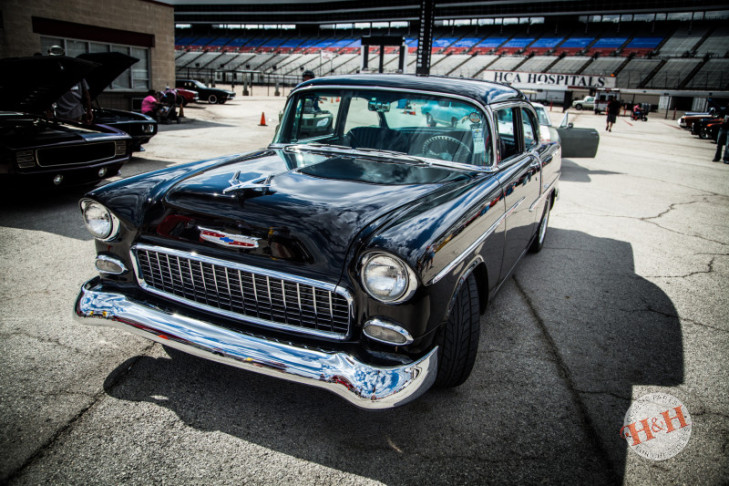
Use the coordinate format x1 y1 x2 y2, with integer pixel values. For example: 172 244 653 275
78 52 157 152
75 74 599 409
175 87 199 106
421 99 473 127
0 55 132 186
176 79 235 104
572 96 595 111
678 112 712 129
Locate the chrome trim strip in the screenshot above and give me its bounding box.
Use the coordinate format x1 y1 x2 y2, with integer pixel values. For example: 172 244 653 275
129 244 354 341
529 180 555 212
74 278 438 410
429 196 524 285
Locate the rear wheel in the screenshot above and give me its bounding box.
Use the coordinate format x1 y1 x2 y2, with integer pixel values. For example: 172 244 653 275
426 113 436 127
435 274 480 388
529 197 551 253
574 104 583 110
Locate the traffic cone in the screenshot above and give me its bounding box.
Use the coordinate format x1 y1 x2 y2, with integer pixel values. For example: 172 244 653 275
258 112 267 126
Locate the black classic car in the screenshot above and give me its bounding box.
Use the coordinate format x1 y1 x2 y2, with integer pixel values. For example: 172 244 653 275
75 74 599 408
78 52 158 152
176 79 236 104
0 56 132 186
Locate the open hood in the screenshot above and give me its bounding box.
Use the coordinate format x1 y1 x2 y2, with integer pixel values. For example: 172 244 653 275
77 52 139 100
0 56 98 114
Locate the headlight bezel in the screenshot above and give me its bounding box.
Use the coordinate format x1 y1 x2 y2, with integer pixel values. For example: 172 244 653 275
360 251 418 304
80 199 120 241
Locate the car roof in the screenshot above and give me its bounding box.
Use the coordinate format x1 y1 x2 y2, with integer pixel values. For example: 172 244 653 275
295 74 527 105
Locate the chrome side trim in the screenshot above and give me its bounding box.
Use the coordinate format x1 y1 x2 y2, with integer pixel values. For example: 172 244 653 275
130 244 354 341
429 196 524 285
74 278 438 410
529 181 555 212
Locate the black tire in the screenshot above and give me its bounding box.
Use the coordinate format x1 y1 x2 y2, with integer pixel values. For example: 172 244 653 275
574 104 583 110
451 117 457 127
435 274 480 388
426 113 435 127
529 197 551 253
207 94 218 104
699 128 708 139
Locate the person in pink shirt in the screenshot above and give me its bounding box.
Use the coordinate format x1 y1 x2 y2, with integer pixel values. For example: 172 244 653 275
141 90 161 119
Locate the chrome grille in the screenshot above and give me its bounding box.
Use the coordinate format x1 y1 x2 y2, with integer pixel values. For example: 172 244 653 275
132 245 351 339
36 141 117 167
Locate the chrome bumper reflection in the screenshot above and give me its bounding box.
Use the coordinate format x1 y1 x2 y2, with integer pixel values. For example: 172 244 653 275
74 278 438 409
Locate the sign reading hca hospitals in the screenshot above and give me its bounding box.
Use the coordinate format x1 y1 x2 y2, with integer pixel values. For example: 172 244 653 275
484 70 617 89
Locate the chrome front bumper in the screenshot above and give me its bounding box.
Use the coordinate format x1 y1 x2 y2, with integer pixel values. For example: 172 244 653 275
74 278 438 409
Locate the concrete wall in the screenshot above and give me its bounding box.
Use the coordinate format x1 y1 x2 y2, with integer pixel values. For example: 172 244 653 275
0 0 174 94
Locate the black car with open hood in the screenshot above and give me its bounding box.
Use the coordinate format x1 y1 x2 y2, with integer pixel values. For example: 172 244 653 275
0 55 132 186
75 74 600 409
78 52 158 152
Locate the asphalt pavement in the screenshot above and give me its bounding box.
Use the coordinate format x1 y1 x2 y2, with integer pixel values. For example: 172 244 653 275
1 95 727 485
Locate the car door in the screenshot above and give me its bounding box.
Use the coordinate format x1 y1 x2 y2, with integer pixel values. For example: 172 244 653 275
556 120 600 158
493 104 542 281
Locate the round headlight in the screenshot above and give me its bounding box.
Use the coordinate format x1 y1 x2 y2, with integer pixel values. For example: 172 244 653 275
80 199 118 241
361 253 418 303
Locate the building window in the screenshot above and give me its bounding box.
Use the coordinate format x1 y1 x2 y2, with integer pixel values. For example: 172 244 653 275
40 36 149 91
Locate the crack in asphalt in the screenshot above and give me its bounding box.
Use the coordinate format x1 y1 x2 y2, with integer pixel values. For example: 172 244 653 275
512 276 621 484
1 341 156 485
642 256 715 279
0 330 88 355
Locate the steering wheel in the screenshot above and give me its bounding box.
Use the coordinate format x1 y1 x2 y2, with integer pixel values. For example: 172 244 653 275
422 135 472 163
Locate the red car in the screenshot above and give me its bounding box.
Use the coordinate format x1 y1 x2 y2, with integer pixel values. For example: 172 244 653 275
175 87 199 106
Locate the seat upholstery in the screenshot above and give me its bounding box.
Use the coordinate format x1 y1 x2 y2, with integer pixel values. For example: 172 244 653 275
345 127 410 153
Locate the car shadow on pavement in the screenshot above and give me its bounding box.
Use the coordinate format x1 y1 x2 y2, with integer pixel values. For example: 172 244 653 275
561 158 622 183
102 228 682 484
155 118 235 132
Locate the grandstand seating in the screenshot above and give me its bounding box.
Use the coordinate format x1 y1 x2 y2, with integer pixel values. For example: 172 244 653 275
581 57 626 76
684 59 729 89
658 26 708 57
645 58 702 88
549 56 591 73
516 56 556 72
174 19 729 90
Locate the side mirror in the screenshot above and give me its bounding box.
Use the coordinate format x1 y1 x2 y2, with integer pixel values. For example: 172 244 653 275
567 122 574 129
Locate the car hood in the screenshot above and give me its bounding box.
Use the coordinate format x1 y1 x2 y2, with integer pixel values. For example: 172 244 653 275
159 148 473 280
0 56 98 114
77 52 138 100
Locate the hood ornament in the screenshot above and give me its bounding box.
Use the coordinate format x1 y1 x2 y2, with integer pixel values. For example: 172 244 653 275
199 227 260 249
223 171 274 195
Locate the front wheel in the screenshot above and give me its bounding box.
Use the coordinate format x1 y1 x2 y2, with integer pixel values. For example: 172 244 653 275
529 197 551 253
207 94 218 104
435 274 480 388
574 104 583 110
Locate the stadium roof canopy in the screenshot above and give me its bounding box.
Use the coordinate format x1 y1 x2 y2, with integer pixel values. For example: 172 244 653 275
165 0 729 25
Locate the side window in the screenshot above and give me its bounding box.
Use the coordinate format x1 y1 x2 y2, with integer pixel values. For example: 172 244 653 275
521 107 539 150
495 108 519 161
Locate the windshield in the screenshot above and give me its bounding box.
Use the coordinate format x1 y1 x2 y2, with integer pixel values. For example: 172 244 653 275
274 89 493 167
534 106 551 126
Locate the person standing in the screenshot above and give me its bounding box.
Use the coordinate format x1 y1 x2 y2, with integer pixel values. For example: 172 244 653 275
713 104 729 163
606 97 620 132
